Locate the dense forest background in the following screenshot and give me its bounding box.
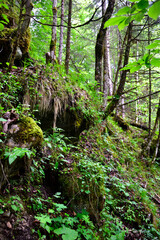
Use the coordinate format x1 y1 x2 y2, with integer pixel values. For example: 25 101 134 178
0 0 160 239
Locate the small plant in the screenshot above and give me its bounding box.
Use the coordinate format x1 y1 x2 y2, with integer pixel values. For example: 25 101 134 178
4 147 35 165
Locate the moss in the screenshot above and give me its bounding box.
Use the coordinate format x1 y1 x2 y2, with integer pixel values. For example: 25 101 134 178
14 116 43 148
0 28 16 38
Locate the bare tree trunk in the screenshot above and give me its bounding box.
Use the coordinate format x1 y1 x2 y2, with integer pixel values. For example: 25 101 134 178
104 22 133 118
113 28 127 95
95 0 115 91
58 0 64 64
102 0 113 105
148 17 152 135
135 41 139 123
65 0 72 74
141 99 160 156
152 119 160 163
50 0 57 64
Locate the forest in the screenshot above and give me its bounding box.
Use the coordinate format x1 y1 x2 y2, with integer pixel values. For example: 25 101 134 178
0 0 160 239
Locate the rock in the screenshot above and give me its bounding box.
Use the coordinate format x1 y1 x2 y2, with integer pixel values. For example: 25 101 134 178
5 116 43 148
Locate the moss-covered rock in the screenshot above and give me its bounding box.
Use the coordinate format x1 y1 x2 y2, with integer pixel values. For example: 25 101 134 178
7 116 43 148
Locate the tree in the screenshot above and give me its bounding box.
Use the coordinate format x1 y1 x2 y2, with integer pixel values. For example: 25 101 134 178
58 0 64 64
102 0 113 106
8 0 33 70
95 0 115 91
50 0 57 64
65 0 72 74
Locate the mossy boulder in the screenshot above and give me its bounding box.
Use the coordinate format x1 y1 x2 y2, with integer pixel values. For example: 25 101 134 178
7 116 43 148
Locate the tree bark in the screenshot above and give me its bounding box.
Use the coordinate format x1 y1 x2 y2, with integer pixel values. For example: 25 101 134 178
95 0 115 91
104 22 133 118
8 0 33 71
102 0 113 106
50 0 57 64
65 0 72 74
58 0 64 64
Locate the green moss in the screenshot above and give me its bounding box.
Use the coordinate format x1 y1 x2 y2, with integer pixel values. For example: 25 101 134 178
15 116 43 147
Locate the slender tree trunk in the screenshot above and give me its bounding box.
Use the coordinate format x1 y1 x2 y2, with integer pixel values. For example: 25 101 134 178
95 0 115 91
152 119 160 163
148 17 152 135
102 0 113 105
104 22 133 118
50 0 57 64
58 0 64 64
135 41 139 123
113 28 127 95
141 99 160 156
65 0 72 74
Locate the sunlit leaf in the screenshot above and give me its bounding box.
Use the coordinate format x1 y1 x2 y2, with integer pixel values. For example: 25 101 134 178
130 65 141 73
145 40 160 49
116 7 130 16
151 58 160 67
0 23 4 31
104 16 126 28
148 1 160 20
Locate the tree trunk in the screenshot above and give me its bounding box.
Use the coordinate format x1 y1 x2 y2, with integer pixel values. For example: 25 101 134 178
50 0 57 64
141 99 160 156
113 28 127 95
8 0 33 71
102 0 113 106
65 0 72 74
148 17 152 135
95 0 115 91
58 0 64 64
104 22 133 118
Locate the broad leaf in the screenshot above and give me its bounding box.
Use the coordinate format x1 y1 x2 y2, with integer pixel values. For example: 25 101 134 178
151 58 160 67
116 7 130 16
145 40 160 49
148 1 160 20
137 0 149 10
0 23 4 31
104 16 126 29
130 65 141 73
54 226 78 240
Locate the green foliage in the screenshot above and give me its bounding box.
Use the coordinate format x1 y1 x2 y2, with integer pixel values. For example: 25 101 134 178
54 226 78 240
4 147 35 165
104 0 160 30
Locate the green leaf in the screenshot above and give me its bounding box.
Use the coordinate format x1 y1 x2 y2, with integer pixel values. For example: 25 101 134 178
104 16 126 28
3 3 9 10
130 65 141 72
54 226 78 240
137 0 149 9
0 23 4 31
0 209 4 214
151 58 160 67
134 12 145 21
5 147 34 165
11 205 18 211
0 118 7 122
145 40 160 49
2 13 9 23
148 1 160 20
116 7 130 16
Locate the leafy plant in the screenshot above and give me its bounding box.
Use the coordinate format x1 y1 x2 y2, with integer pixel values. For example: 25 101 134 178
4 147 35 165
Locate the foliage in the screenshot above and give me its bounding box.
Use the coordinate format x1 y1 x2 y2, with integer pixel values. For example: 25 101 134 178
4 147 35 165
